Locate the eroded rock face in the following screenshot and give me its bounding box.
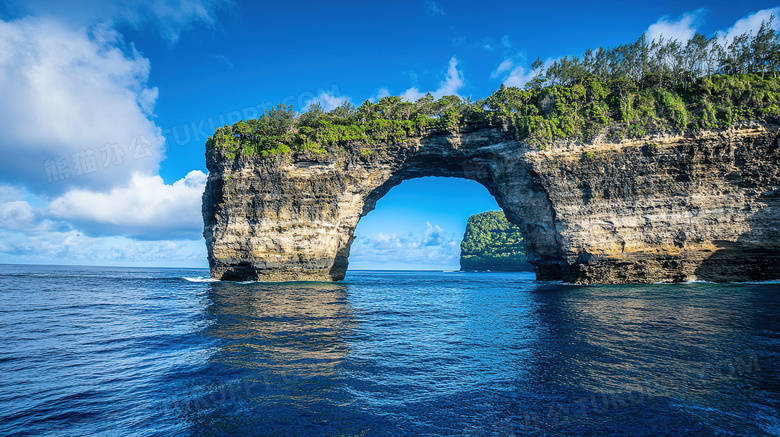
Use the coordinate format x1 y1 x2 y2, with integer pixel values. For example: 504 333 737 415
203 123 780 283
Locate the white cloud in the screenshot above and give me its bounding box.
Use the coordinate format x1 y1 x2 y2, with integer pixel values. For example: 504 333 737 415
402 56 465 101
438 57 464 95
0 16 164 193
49 170 207 239
209 53 234 69
501 35 510 48
367 88 392 104
491 59 514 78
504 66 534 88
143 0 218 44
8 0 226 44
492 7 780 92
350 221 460 269
0 2 224 267
0 184 66 233
422 222 447 246
646 9 705 43
0 174 207 264
302 91 352 112
0 186 37 232
0 228 207 267
401 87 427 102
0 186 27 203
492 55 557 89
722 7 780 43
0 201 36 231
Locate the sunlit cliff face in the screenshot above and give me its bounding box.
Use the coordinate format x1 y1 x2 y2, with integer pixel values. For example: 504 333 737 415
204 123 780 284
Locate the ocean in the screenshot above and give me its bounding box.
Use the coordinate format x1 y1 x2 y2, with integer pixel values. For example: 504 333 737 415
0 264 778 436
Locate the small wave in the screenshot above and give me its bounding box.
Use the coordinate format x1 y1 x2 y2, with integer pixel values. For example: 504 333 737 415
183 277 259 285
654 279 780 285
182 277 219 283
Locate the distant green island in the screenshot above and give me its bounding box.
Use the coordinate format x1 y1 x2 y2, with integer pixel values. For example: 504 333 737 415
460 211 533 272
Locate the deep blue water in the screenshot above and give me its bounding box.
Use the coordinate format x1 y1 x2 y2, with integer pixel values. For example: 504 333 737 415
0 265 779 436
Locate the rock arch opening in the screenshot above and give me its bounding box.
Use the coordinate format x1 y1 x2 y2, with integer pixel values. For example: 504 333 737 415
348 176 504 271
203 126 563 282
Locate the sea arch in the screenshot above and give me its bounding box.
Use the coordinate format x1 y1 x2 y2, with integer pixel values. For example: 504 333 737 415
202 123 780 283
202 125 564 282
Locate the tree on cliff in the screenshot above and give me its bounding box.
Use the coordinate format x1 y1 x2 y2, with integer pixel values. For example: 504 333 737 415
207 17 780 157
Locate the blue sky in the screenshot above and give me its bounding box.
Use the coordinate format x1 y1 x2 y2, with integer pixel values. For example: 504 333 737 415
0 0 778 269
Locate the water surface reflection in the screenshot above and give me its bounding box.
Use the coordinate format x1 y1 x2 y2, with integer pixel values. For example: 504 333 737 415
509 282 780 436
180 273 779 436
185 281 364 436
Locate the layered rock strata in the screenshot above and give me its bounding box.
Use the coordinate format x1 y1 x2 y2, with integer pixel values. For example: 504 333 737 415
203 123 780 283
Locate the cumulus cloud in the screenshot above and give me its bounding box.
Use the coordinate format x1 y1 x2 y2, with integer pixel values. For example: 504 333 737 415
491 59 514 78
422 222 447 246
503 66 535 88
0 186 36 231
0 16 164 193
302 91 352 112
722 7 780 43
0 201 36 231
350 221 460 269
0 176 207 264
401 56 465 101
645 8 780 49
492 55 557 89
0 185 66 232
0 186 27 204
0 228 207 267
49 170 207 239
0 1 227 266
0 177 207 265
401 88 426 102
646 9 705 43
366 88 392 104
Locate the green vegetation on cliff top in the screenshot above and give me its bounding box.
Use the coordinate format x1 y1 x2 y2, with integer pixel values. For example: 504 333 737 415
460 211 531 272
207 20 780 158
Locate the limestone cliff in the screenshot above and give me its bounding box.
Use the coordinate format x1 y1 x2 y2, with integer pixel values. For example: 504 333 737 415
203 122 780 283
